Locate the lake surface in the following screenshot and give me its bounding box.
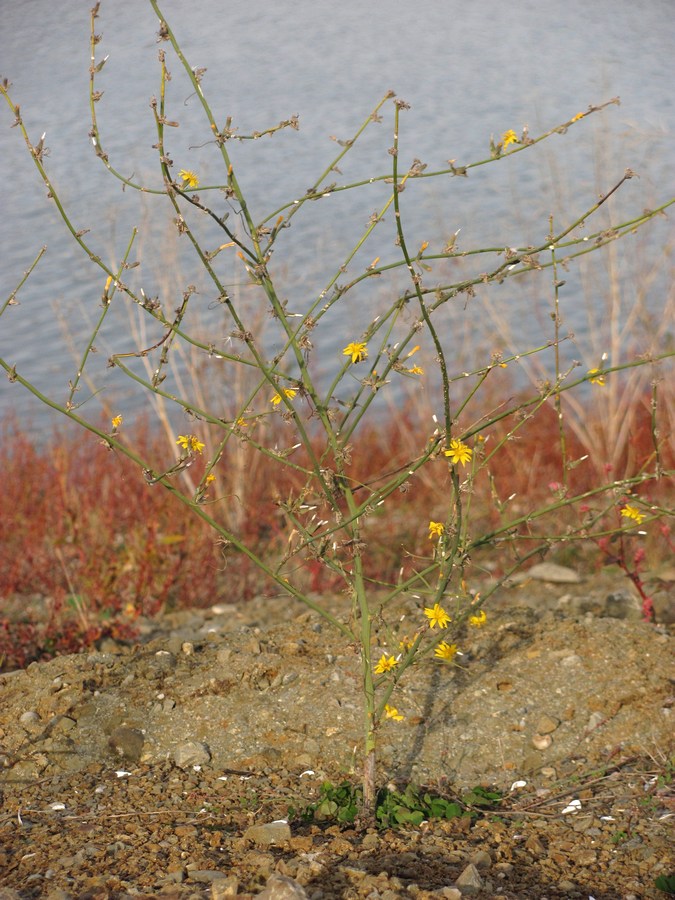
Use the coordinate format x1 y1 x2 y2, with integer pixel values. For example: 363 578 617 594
1 0 673 436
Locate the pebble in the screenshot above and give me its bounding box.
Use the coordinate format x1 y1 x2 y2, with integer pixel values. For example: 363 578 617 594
454 863 483 895
109 726 145 762
211 876 240 898
531 732 553 750
244 821 292 847
174 740 211 768
256 874 307 899
526 563 582 583
19 710 41 729
467 849 492 870
535 714 560 734
187 869 230 884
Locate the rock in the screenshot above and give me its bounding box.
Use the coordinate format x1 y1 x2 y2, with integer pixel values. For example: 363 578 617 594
109 726 145 762
535 714 560 734
19 710 41 730
211 876 239 898
526 563 582 584
531 732 552 750
244 821 292 847
467 849 492 870
361 831 379 850
188 869 230 883
455 862 483 895
604 592 640 619
440 890 462 899
173 740 211 768
256 874 308 898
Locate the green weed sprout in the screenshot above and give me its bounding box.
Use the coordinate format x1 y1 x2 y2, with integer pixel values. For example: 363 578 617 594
1 2 673 815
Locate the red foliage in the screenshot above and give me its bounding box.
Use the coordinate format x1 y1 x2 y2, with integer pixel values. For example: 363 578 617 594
0 388 670 671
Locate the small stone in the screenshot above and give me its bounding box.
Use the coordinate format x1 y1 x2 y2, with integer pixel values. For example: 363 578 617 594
526 562 581 583
174 740 211 768
531 732 552 750
440 889 462 899
454 863 483 895
493 863 514 875
561 653 582 667
256 874 307 899
188 869 229 884
587 711 604 730
244 821 292 847
524 834 546 855
211 876 239 899
109 726 145 762
19 710 41 730
361 831 379 850
467 849 492 870
535 714 560 734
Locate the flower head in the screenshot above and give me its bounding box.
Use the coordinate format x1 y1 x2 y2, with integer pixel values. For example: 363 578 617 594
111 414 123 430
428 521 445 540
571 112 584 122
384 704 404 721
424 602 451 629
502 129 518 148
271 388 297 406
469 610 487 628
342 341 368 364
588 368 606 386
374 654 399 675
434 641 458 661
444 439 473 467
408 364 424 375
178 169 199 189
621 504 645 525
176 434 205 454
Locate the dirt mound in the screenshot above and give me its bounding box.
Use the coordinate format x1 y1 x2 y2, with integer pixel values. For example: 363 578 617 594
1 573 673 898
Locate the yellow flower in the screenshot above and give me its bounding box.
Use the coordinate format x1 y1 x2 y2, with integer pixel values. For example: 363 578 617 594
428 521 445 540
178 169 199 188
408 365 424 375
588 368 606 386
111 415 123 429
571 112 584 122
469 610 487 628
399 635 415 652
271 388 297 406
444 439 473 466
176 434 205 454
435 641 458 661
424 602 451 629
502 129 518 148
342 341 368 364
384 704 404 721
205 473 216 484
621 504 645 525
374 654 399 674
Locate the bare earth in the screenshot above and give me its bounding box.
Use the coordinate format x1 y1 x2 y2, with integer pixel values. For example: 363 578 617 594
0 569 673 899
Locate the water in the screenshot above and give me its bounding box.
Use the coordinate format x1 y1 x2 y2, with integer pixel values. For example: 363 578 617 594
1 0 673 436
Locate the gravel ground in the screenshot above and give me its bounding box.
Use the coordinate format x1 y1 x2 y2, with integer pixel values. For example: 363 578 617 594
0 568 673 899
